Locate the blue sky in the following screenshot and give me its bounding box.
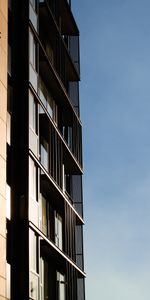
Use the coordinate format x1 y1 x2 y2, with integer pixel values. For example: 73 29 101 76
72 0 150 299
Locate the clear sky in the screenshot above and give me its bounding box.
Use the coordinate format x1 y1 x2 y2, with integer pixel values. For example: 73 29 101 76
72 0 150 299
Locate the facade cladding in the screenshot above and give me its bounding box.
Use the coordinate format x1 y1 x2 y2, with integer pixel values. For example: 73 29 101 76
0 0 86 299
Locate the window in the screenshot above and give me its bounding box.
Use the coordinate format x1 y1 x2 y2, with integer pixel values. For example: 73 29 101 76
75 225 84 270
30 0 36 11
40 195 47 235
39 194 49 236
40 137 49 171
29 229 38 272
29 0 38 31
29 157 37 201
39 78 58 125
63 126 72 150
77 278 85 300
39 79 47 107
29 90 38 156
29 90 37 132
40 258 49 300
29 30 36 70
62 165 72 198
29 229 39 300
57 272 65 300
53 101 58 126
46 42 54 66
55 213 63 250
47 94 53 118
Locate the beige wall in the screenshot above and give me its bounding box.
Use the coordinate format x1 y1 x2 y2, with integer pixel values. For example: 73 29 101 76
0 0 8 299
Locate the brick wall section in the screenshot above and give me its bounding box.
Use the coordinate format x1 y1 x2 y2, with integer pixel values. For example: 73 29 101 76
0 0 8 299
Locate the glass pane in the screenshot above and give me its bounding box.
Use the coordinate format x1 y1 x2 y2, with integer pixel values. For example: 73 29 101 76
41 138 49 171
30 0 36 10
29 91 36 132
47 94 53 118
29 229 37 272
40 258 49 300
77 278 85 300
29 272 39 300
41 196 47 235
55 213 63 250
29 157 37 201
39 79 47 107
46 43 54 65
53 102 58 125
29 30 36 69
57 272 65 300
44 261 49 300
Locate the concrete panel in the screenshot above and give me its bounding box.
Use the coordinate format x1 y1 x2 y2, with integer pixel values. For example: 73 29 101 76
0 0 7 21
0 46 7 88
0 119 6 160
0 158 6 198
0 195 6 238
0 11 7 53
0 296 6 300
0 276 5 297
0 235 6 278
0 81 7 123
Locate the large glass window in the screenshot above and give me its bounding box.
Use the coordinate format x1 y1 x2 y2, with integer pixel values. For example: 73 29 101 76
29 30 36 70
55 213 63 250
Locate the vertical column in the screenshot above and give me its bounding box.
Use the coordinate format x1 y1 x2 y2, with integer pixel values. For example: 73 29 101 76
0 0 8 299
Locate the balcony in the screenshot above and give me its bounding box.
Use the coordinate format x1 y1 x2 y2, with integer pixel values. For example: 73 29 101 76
39 107 82 178
39 0 79 35
39 0 80 87
39 167 83 225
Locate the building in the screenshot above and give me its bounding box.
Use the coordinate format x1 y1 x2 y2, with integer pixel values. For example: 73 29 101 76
0 0 85 299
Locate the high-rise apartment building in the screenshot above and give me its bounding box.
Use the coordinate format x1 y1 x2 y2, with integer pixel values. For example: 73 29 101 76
0 0 85 299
